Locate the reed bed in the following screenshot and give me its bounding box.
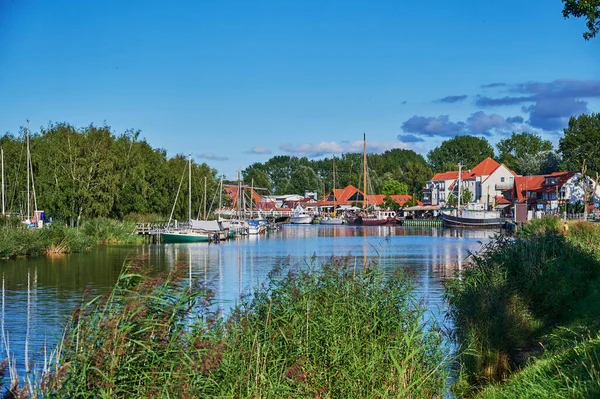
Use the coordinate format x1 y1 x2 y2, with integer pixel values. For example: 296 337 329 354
0 218 143 259
6 255 451 398
446 217 600 397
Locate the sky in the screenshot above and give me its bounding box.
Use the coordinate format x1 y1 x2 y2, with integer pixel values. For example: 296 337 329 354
1 0 599 180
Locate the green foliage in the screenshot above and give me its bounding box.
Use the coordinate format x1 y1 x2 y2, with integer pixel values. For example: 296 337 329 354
381 195 400 211
427 135 495 172
0 224 94 258
559 113 600 213
3 122 220 224
34 256 450 398
81 218 143 245
462 188 473 204
240 148 431 197
446 217 600 395
447 193 457 207
563 0 600 40
497 132 554 175
381 179 408 195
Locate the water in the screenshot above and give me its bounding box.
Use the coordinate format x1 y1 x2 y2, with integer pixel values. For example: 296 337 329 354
0 224 497 378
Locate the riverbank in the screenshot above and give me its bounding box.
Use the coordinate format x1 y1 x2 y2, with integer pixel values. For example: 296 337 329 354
0 217 144 258
447 217 600 397
8 254 450 398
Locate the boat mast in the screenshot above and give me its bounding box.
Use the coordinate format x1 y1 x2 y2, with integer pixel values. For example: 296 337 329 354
188 155 192 223
332 154 336 208
250 178 254 218
218 176 223 222
457 162 462 209
363 133 367 209
26 120 30 220
204 176 207 220
2 147 4 216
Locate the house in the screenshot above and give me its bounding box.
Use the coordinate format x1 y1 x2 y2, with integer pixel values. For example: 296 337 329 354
423 158 516 208
508 172 600 212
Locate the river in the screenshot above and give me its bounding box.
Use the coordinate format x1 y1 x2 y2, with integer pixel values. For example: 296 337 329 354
1 224 497 379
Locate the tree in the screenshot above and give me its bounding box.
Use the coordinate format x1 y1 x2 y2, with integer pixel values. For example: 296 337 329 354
559 113 600 217
446 193 457 207
382 195 400 211
496 132 553 175
427 136 494 172
461 188 473 204
563 0 600 40
382 179 409 195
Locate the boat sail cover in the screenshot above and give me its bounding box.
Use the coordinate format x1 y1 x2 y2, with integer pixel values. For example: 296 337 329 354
190 219 222 232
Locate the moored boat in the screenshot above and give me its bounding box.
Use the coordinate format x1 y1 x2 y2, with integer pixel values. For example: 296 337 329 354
440 209 504 228
290 206 314 224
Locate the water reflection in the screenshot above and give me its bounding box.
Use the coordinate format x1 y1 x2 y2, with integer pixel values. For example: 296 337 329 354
0 225 496 378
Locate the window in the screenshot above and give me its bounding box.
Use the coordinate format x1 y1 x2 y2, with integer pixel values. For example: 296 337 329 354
500 177 505 183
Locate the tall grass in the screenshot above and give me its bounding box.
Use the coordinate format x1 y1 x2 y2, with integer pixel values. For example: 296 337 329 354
80 217 143 245
446 216 600 397
11 255 450 398
0 218 143 259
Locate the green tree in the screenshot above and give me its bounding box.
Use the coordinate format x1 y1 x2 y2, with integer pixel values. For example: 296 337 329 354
427 136 494 172
446 193 457 207
563 0 600 40
382 195 400 211
559 113 600 216
382 179 409 195
496 132 553 175
461 188 473 204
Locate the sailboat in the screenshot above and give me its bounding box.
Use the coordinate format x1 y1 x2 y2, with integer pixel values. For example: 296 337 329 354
161 156 219 243
320 154 344 225
347 134 396 226
439 163 504 228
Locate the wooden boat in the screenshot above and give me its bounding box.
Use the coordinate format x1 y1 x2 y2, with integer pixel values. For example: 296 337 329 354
347 210 396 226
440 209 505 228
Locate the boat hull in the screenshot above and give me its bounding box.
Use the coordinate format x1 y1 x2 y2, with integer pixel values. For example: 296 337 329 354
161 231 212 243
290 215 314 224
320 217 344 225
348 216 391 226
440 213 505 229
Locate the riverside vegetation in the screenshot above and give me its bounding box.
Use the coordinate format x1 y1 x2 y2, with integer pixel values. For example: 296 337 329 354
2 217 600 397
3 255 450 398
447 217 600 398
0 216 147 258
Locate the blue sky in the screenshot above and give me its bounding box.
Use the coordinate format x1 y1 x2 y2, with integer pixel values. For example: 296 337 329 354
1 0 599 179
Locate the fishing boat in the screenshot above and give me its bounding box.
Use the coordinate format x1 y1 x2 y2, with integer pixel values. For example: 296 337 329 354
440 209 505 228
290 205 314 224
439 162 505 229
348 210 396 226
347 134 396 226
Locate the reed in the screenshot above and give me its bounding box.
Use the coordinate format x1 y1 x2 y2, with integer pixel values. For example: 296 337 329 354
80 217 143 245
9 255 450 398
446 216 600 397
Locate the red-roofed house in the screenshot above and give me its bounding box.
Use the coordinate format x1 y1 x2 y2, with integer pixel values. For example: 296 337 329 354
423 157 516 207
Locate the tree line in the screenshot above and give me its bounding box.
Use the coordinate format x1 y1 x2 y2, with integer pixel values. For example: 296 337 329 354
3 113 598 223
2 123 221 225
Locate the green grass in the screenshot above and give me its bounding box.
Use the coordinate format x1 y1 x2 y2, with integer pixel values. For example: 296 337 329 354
20 255 450 398
446 216 600 397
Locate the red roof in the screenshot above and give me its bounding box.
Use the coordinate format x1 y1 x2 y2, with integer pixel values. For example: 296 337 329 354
431 171 459 181
469 157 500 177
224 186 263 207
514 175 545 202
